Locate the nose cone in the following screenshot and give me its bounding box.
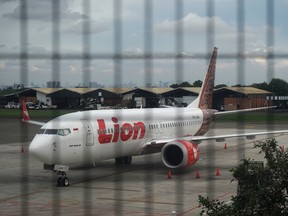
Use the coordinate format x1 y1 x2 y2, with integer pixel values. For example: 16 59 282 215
29 135 54 164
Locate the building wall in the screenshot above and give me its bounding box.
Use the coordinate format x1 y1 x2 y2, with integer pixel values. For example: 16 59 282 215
19 96 37 104
224 97 271 111
36 92 52 105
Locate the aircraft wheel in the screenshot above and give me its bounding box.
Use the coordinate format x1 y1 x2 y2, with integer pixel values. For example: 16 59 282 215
123 156 132 165
63 177 70 187
57 177 62 187
115 157 124 165
56 176 70 187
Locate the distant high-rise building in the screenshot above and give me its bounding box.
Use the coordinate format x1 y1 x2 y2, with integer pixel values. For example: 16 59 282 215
13 83 24 89
146 83 151 88
88 82 103 88
47 81 61 88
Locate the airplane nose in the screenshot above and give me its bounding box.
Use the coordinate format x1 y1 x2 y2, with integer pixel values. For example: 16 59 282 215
29 135 54 164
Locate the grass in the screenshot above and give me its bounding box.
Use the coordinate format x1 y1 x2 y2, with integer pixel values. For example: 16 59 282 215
0 108 74 119
216 111 288 123
0 108 287 123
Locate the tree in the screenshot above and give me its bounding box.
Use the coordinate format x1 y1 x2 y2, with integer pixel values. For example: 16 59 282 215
215 84 227 89
269 78 288 96
193 80 203 87
251 82 270 92
199 139 288 216
170 81 193 88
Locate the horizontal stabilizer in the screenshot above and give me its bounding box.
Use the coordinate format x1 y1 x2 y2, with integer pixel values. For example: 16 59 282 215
21 100 45 126
215 106 276 116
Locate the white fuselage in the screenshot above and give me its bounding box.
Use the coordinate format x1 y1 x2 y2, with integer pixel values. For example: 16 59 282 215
29 107 209 166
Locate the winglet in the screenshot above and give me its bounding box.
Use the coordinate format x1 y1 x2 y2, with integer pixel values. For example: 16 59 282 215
22 100 30 121
187 47 217 109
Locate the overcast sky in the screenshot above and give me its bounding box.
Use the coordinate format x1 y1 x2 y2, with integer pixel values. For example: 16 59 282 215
0 0 288 87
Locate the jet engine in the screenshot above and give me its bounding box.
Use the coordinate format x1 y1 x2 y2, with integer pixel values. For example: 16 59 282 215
161 140 200 169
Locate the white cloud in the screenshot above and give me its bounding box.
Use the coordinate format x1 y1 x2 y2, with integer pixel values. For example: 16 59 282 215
3 0 83 22
0 61 4 70
275 59 288 69
123 47 143 56
31 65 43 73
155 13 233 35
63 19 111 35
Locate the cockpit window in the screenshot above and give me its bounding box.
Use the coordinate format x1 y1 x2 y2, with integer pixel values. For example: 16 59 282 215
38 128 71 136
45 129 58 135
58 129 71 136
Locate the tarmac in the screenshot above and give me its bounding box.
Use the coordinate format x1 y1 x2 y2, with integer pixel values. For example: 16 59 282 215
0 118 287 216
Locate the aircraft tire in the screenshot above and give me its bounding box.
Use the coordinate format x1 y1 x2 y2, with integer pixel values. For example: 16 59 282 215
57 177 62 187
63 177 70 187
56 177 70 187
123 156 132 165
115 157 124 165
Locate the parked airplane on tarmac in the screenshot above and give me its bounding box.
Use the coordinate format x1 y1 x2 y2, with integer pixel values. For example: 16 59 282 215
23 47 288 187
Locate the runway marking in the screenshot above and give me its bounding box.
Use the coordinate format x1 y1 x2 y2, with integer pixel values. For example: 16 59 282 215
97 197 183 206
47 199 81 206
71 185 141 192
0 190 45 203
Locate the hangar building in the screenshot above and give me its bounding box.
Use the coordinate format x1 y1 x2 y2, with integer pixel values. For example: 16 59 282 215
3 86 275 110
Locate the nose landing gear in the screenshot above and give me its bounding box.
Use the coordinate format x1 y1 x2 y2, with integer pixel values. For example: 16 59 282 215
57 171 70 187
44 164 70 187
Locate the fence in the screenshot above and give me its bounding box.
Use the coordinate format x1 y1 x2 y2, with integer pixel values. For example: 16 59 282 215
0 0 285 215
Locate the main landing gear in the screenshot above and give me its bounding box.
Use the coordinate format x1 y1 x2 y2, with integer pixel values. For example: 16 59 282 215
115 156 132 165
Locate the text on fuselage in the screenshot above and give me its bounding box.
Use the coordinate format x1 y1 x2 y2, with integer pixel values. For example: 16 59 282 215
97 117 146 144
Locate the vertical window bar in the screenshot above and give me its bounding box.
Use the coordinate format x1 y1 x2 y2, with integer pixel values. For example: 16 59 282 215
175 0 183 85
266 0 275 130
236 0 246 168
144 0 154 214
51 1 61 215
205 0 215 198
52 0 60 85
266 0 274 82
144 0 153 87
20 0 28 87
206 0 215 51
83 0 91 88
20 0 29 215
175 0 184 213
82 1 92 215
113 1 123 215
114 0 123 88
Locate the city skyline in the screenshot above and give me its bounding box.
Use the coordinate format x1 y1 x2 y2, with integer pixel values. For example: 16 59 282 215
1 0 288 87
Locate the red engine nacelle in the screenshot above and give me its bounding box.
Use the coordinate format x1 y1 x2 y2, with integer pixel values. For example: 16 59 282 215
161 140 200 169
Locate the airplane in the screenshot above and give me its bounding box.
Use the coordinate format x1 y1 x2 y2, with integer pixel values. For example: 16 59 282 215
23 47 288 187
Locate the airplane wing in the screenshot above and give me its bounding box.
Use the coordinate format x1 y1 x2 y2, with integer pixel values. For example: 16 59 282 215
214 106 276 116
190 130 288 142
142 130 288 154
21 101 45 126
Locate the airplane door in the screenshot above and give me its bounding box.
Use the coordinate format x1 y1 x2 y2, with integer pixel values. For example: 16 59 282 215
81 120 94 146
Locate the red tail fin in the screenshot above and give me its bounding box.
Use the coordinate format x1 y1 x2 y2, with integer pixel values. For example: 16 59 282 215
22 101 30 121
187 47 217 109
